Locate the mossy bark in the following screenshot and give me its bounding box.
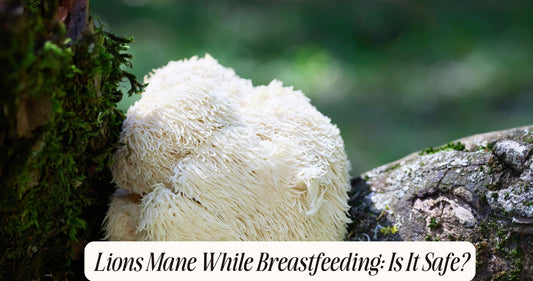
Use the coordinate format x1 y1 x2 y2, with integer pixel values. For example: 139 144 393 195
347 125 533 280
0 1 143 279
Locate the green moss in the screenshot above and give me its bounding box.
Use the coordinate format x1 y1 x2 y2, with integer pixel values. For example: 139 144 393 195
485 157 502 175
379 225 398 235
524 132 533 143
504 192 511 200
419 141 466 155
446 234 457 241
477 217 524 280
493 271 520 281
383 163 401 173
428 217 441 230
0 1 144 280
423 234 440 241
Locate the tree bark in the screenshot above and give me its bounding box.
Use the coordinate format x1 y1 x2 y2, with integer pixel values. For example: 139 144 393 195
0 1 143 280
347 125 533 280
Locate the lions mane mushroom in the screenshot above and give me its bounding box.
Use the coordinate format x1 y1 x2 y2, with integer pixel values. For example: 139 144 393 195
104 55 351 241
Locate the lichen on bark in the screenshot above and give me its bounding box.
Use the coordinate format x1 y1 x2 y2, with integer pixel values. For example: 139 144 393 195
347 125 533 280
0 0 144 279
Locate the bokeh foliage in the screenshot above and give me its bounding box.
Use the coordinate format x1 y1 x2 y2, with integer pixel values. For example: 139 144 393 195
92 0 533 174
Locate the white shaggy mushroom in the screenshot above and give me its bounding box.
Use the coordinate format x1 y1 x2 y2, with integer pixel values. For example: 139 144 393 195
104 55 351 241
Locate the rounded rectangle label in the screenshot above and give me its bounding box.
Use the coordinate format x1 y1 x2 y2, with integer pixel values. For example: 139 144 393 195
85 241 476 281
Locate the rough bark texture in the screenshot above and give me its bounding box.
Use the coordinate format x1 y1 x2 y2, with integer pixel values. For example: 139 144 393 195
347 125 533 280
0 1 143 280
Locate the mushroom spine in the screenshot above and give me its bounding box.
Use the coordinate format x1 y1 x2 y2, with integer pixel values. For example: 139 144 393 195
104 55 351 241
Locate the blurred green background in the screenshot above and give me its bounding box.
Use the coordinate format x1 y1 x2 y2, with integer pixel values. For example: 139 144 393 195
92 0 533 175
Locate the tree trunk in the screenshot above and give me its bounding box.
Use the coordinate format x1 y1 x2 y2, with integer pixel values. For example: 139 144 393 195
0 1 143 279
347 125 533 280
